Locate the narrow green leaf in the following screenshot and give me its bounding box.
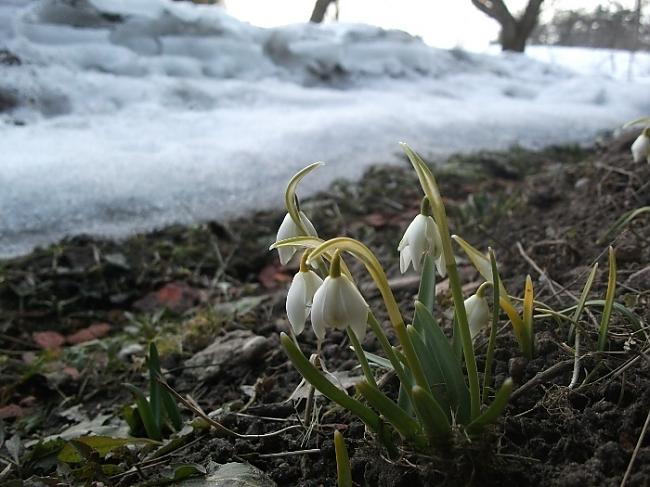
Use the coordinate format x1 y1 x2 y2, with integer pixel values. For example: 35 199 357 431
598 206 650 244
124 383 161 441
58 436 157 463
467 378 513 434
482 249 500 404
148 342 162 430
161 388 183 432
411 386 451 444
357 381 423 445
522 275 535 359
598 247 617 351
362 350 393 371
334 431 352 487
413 303 470 423
567 262 599 341
417 254 436 314
172 463 206 481
280 334 382 435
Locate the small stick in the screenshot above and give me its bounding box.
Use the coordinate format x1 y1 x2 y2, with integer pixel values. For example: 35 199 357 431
620 407 650 487
510 360 573 402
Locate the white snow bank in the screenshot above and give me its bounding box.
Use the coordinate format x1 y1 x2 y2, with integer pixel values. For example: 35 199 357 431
1 0 649 258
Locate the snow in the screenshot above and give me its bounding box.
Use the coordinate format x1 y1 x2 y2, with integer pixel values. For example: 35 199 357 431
1 0 649 258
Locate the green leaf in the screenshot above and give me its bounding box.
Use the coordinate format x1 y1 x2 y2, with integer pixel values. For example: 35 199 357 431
406 325 447 414
356 381 423 445
482 249 501 403
161 387 183 432
413 302 470 424
334 431 352 487
567 262 599 341
124 384 161 441
467 378 513 434
174 464 207 481
362 351 393 370
598 247 617 351
417 254 436 314
411 386 451 445
598 206 650 244
148 343 163 430
58 436 157 463
279 334 383 437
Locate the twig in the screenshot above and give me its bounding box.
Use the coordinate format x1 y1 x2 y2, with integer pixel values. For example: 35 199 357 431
245 448 321 459
156 378 302 439
510 360 573 402
620 407 650 487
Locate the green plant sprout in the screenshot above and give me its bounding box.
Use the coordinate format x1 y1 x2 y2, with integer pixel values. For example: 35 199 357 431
334 431 352 487
271 144 514 452
122 342 183 440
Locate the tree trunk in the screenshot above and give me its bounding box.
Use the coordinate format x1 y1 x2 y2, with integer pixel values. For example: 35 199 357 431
500 23 528 52
471 0 544 52
310 0 334 23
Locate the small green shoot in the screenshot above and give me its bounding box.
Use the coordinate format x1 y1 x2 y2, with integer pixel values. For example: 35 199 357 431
334 431 352 487
598 247 617 351
123 342 183 440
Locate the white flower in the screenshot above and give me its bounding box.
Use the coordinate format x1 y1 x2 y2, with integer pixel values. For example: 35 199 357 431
398 214 442 274
435 254 447 278
286 269 323 335
631 131 650 164
311 274 369 342
275 212 318 265
464 294 490 341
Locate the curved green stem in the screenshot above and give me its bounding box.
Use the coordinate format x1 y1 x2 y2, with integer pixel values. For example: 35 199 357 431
309 237 429 393
401 143 481 420
347 327 377 388
284 162 324 235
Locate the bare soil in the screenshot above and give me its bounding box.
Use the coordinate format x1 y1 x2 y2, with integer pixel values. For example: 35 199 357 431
0 133 648 486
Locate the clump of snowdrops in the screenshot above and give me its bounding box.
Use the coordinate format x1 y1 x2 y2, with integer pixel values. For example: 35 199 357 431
271 144 527 454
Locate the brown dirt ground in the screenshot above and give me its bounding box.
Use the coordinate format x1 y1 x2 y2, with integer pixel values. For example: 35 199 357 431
0 132 649 486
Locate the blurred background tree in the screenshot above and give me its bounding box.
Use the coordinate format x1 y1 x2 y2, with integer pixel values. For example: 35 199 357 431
310 0 339 23
471 0 545 52
531 1 647 50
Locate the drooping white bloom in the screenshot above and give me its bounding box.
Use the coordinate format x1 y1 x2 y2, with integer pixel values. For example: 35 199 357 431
311 274 369 342
286 269 323 335
398 214 442 274
631 131 650 164
464 294 490 341
275 212 318 265
435 254 447 278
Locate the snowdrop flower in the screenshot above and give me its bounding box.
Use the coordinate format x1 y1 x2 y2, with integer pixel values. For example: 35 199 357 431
311 251 369 342
631 128 650 164
286 251 323 335
275 211 318 265
464 291 490 341
398 210 442 274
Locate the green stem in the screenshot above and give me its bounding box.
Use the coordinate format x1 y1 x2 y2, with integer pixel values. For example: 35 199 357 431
367 313 416 407
347 327 377 388
309 237 430 393
401 143 481 420
280 333 383 436
482 249 500 403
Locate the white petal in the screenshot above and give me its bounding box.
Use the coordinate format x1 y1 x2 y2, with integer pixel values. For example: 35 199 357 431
340 276 369 341
465 294 490 340
631 133 650 163
399 246 412 274
323 277 348 329
286 273 307 335
436 254 447 278
302 271 324 301
299 211 319 237
276 213 299 265
311 280 329 341
407 215 429 269
426 217 443 259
